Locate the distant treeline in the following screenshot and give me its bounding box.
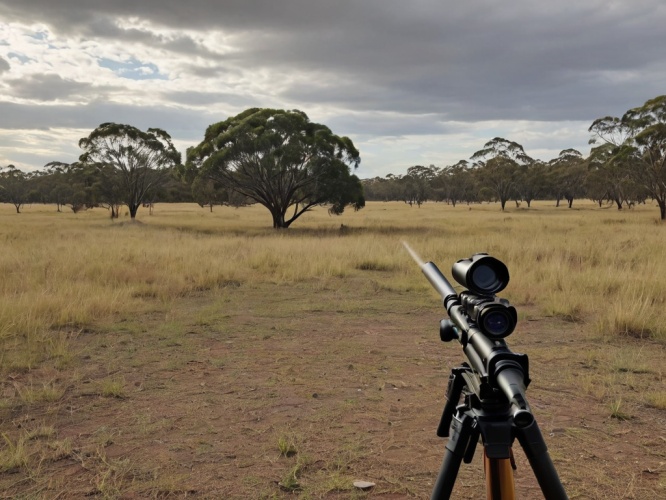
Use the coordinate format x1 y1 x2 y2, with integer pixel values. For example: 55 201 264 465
0 163 194 215
363 92 666 221
361 144 642 210
2 95 666 222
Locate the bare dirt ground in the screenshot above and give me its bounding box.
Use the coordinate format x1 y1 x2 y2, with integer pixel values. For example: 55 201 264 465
1 277 665 498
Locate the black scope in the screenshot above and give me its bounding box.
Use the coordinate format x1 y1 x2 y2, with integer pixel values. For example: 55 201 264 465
452 253 510 295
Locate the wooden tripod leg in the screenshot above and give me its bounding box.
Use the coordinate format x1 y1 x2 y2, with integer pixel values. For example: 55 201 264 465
484 449 516 500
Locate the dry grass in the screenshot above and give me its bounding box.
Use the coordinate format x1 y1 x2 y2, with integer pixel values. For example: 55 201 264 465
0 200 665 497
1 201 665 353
0 433 28 472
1 200 664 388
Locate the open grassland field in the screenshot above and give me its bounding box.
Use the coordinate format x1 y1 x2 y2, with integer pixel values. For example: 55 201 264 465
0 200 665 499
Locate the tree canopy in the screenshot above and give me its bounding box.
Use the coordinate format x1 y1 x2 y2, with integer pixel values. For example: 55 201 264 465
590 95 666 219
470 138 533 210
0 165 30 213
79 123 181 219
185 108 364 228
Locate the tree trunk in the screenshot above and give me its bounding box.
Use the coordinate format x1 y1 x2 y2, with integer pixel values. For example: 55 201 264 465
659 200 666 220
272 211 287 229
614 197 623 210
129 203 139 220
500 198 507 210
567 198 573 208
14 204 21 214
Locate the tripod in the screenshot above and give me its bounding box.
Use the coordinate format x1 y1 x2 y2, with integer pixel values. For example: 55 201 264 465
431 365 568 500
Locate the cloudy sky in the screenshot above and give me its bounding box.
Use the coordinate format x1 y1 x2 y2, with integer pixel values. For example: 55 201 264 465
1 1 665 178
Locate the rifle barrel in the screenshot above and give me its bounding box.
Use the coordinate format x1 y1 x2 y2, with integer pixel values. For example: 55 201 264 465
421 262 458 303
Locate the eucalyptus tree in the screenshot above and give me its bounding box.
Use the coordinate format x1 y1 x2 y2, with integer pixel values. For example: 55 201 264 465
471 138 532 210
402 165 438 207
90 162 125 217
439 160 476 207
517 159 549 208
191 177 220 211
42 162 71 211
590 95 666 220
0 165 31 213
361 177 384 201
157 167 197 204
190 176 248 211
584 161 612 208
548 149 587 208
584 144 630 209
43 161 99 212
186 108 364 228
362 176 402 201
43 161 120 215
79 123 181 220
399 174 420 206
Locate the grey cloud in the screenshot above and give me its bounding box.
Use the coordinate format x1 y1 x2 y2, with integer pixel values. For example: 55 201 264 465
0 1 350 32
162 37 227 60
83 17 225 60
160 90 259 108
182 65 231 79
0 100 227 169
0 100 217 140
281 67 653 123
3 3 664 112
0 144 79 171
0 56 9 73
322 112 459 137
6 74 117 101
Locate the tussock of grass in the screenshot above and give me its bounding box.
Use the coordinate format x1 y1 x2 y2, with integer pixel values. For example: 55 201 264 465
94 455 133 498
0 434 28 472
610 348 653 374
15 381 65 404
645 392 666 410
277 434 298 457
609 399 632 421
355 260 396 272
99 378 127 398
278 455 311 492
596 292 663 339
47 438 73 461
26 426 56 441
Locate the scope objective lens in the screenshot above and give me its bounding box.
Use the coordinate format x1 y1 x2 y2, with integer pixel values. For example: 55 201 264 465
471 264 499 292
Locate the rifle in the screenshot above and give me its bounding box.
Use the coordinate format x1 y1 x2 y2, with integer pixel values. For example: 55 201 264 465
404 243 568 499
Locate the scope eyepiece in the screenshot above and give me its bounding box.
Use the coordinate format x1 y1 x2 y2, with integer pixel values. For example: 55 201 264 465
461 294 517 339
452 253 510 295
476 303 517 338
